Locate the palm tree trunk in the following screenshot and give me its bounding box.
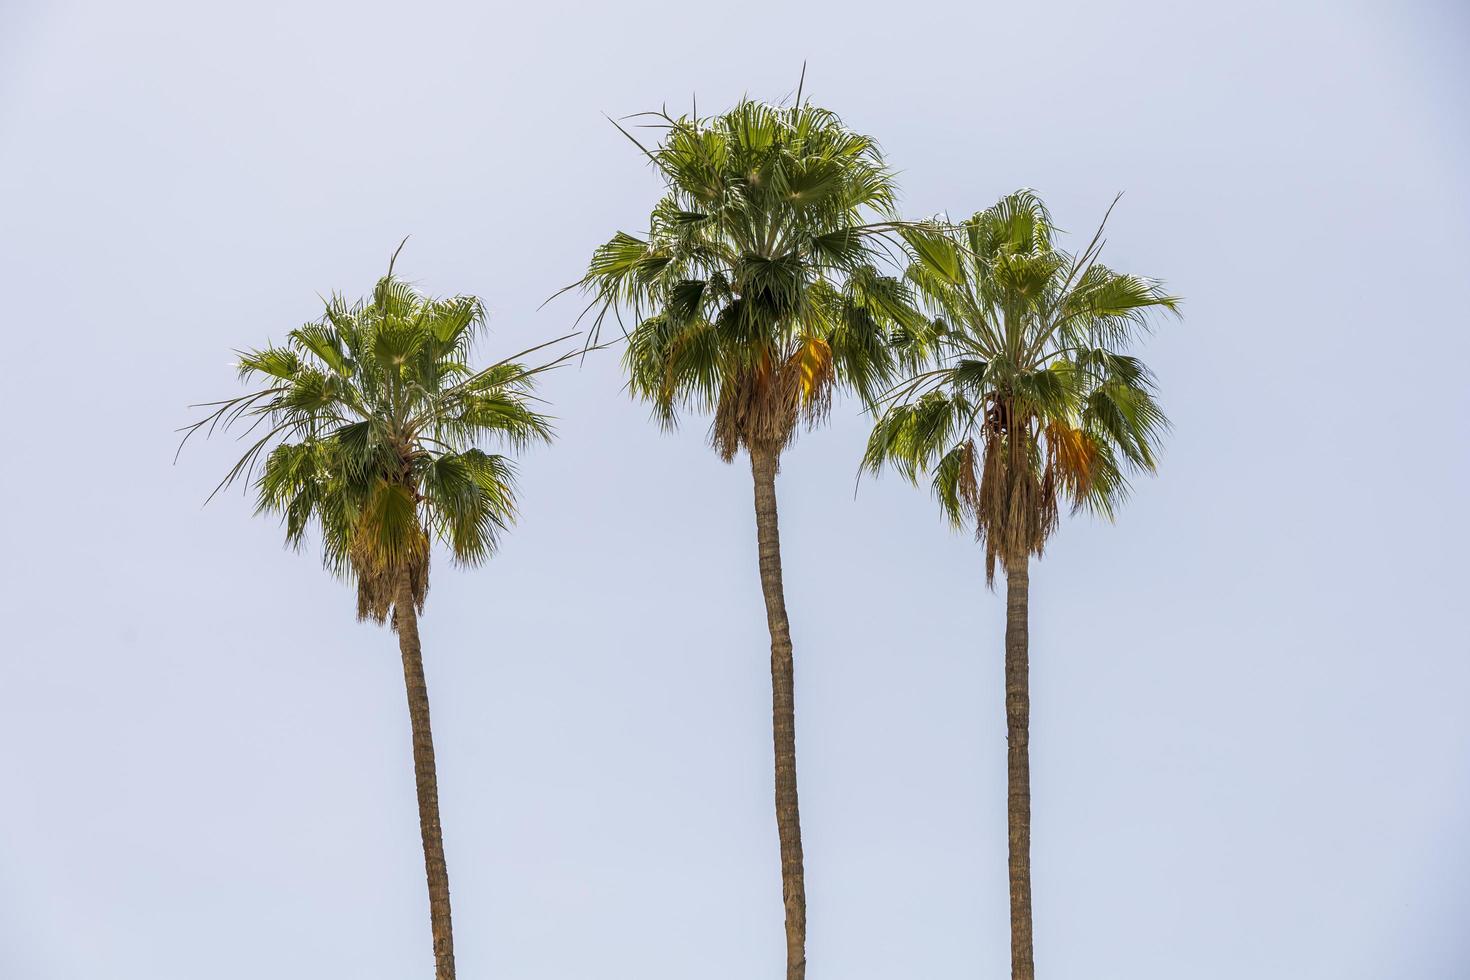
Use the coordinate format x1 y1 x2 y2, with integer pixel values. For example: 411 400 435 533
395 573 457 980
1004 551 1034 980
749 444 807 980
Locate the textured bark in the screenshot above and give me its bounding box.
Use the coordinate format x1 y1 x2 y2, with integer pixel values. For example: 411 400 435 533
749 444 807 980
395 573 457 980
1004 551 1034 980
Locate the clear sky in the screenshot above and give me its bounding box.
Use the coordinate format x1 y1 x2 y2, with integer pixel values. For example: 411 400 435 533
1 1 1467 977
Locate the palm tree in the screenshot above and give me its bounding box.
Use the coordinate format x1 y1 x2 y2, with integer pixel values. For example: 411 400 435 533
575 98 926 979
863 191 1180 980
183 253 558 980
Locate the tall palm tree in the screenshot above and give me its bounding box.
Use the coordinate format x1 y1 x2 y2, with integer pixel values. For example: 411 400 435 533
863 191 1180 980
575 98 926 978
184 255 557 980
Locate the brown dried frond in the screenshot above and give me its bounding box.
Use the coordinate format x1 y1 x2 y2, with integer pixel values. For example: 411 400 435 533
955 439 981 524
352 533 430 628
712 347 805 463
976 399 1059 585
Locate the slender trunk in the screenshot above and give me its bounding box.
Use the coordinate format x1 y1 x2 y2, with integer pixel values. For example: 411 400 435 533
749 444 807 980
395 573 457 980
1004 551 1034 980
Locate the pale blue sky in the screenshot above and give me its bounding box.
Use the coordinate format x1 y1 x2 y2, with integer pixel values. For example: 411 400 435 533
1 1 1467 977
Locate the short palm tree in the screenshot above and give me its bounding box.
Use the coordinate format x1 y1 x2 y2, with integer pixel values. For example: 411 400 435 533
575 98 926 978
184 257 556 980
863 191 1179 980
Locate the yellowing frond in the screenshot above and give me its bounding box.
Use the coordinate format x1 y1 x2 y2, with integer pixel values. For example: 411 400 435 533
1046 419 1098 504
792 336 834 404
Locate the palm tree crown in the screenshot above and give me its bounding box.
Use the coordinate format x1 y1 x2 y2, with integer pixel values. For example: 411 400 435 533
578 98 927 457
865 190 1181 580
187 265 555 620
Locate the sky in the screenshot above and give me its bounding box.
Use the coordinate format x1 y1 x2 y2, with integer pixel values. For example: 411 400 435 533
1 1 1467 977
